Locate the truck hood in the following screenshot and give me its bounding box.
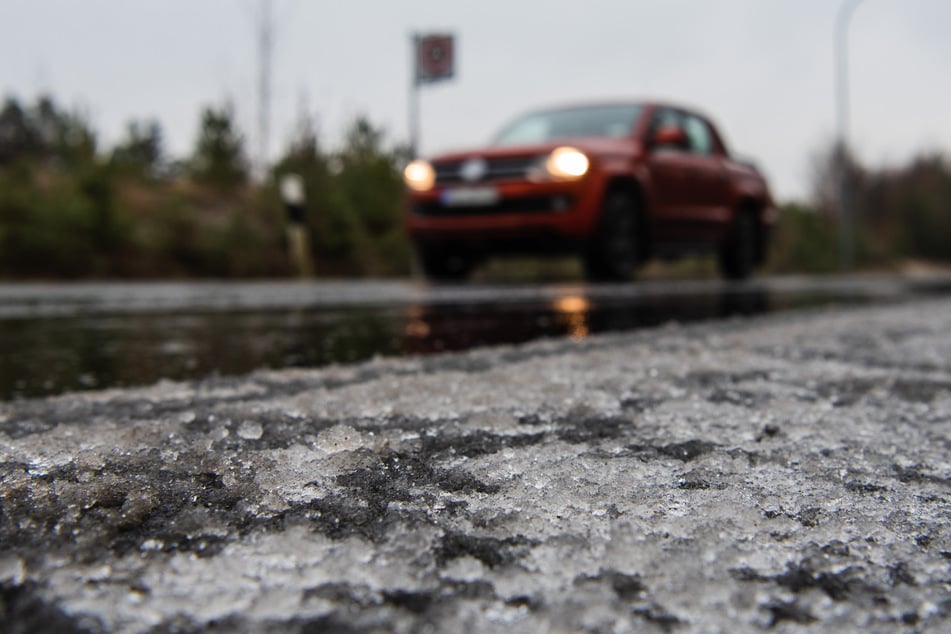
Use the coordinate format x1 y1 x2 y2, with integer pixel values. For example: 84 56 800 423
429 136 640 162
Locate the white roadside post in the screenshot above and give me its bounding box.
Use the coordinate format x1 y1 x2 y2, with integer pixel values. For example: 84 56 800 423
280 174 314 277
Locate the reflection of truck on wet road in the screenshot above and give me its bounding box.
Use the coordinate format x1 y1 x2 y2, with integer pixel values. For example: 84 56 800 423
403 101 777 281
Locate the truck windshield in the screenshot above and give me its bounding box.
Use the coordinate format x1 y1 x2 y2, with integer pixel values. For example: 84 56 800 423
493 104 642 146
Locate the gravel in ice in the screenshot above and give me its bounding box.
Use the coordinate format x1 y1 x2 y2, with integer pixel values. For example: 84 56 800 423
2 299 951 632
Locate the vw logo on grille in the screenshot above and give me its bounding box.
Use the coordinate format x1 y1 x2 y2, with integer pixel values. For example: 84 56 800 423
459 158 488 182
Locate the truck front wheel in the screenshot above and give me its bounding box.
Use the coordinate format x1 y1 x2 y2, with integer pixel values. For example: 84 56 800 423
416 245 474 282
583 190 641 282
718 209 758 280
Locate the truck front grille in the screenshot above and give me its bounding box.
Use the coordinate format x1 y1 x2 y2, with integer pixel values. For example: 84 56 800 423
433 156 537 185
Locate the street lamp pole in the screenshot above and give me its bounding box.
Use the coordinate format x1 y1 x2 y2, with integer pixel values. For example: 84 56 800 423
835 0 865 271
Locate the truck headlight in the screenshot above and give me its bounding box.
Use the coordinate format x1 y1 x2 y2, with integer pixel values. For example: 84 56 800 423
404 160 436 192
545 147 589 179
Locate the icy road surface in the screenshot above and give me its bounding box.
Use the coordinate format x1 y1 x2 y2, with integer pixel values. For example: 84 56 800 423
2 299 951 632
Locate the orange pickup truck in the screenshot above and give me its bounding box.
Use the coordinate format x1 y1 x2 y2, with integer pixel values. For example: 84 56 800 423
404 101 776 281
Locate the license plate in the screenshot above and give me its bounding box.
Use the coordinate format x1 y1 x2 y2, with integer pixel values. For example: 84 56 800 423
440 187 499 207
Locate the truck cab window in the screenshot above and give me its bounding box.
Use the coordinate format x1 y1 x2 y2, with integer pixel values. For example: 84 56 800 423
684 115 714 155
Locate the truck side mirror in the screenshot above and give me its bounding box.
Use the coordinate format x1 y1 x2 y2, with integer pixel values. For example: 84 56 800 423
652 125 689 150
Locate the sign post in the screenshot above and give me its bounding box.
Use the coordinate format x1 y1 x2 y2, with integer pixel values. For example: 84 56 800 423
410 33 455 159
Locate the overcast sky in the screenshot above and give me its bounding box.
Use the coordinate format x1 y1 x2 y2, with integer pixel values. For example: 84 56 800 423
1 0 948 200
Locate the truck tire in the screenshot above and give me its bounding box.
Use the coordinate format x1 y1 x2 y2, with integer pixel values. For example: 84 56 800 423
718 209 757 280
416 245 473 282
583 190 640 282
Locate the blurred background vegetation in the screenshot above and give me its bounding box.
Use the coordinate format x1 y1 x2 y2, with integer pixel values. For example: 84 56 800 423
0 93 948 279
0 94 410 278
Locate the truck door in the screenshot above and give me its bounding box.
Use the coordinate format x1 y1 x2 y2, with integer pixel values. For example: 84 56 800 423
681 113 731 240
645 107 693 241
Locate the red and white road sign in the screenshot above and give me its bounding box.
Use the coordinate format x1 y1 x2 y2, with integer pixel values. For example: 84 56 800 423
415 34 454 84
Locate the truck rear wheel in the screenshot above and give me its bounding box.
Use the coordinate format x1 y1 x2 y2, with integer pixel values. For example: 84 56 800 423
583 190 640 282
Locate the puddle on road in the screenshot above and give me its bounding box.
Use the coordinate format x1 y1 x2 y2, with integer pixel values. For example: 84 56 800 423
0 284 927 400
0 308 404 400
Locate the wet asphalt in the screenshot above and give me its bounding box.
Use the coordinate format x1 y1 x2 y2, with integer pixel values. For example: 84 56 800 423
2 291 951 632
3 274 951 400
